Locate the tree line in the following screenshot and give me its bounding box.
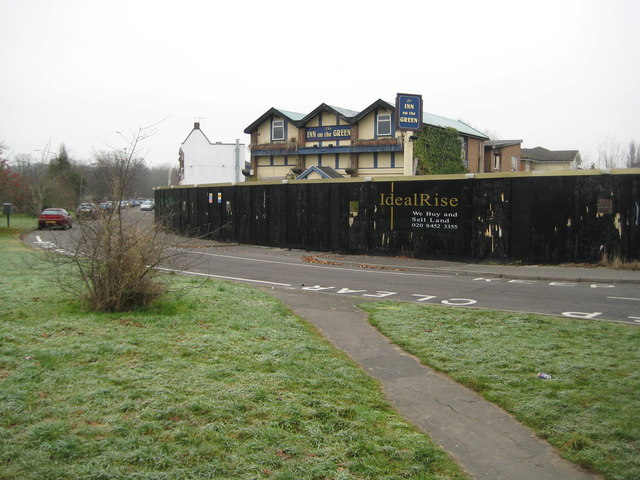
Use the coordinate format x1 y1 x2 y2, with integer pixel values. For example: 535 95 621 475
0 141 178 214
594 138 640 169
2 126 184 313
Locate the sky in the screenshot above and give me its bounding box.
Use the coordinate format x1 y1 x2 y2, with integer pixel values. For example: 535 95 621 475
1 0 638 168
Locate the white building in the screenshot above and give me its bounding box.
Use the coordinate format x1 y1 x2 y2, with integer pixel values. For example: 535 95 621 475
178 122 246 185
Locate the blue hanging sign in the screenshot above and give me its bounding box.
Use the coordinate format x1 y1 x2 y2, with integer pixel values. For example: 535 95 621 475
395 93 423 131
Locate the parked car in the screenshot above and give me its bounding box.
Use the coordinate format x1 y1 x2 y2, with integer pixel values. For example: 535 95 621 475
38 208 73 230
76 202 97 219
99 202 113 212
140 200 155 211
113 200 131 211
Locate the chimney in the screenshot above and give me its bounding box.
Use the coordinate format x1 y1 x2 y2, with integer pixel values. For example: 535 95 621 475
194 122 200 129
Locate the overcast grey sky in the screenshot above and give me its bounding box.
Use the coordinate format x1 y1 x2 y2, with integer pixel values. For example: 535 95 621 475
1 0 638 167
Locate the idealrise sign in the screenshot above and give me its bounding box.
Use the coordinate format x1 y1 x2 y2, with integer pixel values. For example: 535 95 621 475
379 183 463 231
379 192 459 207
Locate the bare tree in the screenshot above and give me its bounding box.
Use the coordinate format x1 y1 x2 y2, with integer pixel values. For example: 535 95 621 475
1 143 31 210
597 137 625 169
627 140 640 168
12 152 58 214
480 128 503 140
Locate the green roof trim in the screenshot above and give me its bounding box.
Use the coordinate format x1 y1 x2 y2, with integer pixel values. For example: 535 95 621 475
326 104 360 118
423 112 488 140
275 109 306 121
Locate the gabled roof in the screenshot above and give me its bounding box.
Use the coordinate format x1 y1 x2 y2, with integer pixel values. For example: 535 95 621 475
423 112 488 140
277 109 307 121
182 123 245 147
300 103 358 125
352 99 395 122
244 107 306 133
521 147 581 163
296 165 343 179
485 139 523 149
181 122 214 145
245 99 490 140
327 104 360 118
353 99 488 139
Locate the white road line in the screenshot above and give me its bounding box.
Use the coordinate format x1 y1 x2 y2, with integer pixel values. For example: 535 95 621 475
608 296 640 301
157 267 292 287
173 249 451 278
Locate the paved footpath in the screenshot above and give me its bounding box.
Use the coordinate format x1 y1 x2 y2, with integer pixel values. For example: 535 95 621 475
262 286 603 480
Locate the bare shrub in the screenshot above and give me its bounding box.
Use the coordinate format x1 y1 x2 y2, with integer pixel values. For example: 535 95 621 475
46 123 181 312
599 251 640 271
73 213 167 311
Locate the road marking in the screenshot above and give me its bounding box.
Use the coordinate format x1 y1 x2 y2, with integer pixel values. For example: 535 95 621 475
34 236 58 250
441 298 477 306
362 291 397 298
172 249 451 278
156 267 292 287
413 294 437 302
562 311 602 319
608 296 640 301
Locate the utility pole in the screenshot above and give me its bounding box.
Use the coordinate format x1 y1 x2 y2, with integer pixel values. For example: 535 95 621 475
235 139 240 183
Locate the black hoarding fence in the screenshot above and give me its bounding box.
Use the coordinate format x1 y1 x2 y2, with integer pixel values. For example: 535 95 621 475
155 171 640 264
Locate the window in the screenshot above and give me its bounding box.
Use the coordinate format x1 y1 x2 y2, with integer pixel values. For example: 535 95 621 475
272 119 284 141
511 156 518 171
377 113 391 136
493 153 502 170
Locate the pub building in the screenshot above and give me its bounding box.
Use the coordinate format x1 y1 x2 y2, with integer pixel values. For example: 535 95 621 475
243 98 489 181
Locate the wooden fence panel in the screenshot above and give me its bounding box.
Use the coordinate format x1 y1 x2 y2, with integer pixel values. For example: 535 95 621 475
155 171 640 263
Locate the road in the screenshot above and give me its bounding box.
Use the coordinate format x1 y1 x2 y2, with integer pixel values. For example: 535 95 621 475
24 210 640 325
163 244 640 325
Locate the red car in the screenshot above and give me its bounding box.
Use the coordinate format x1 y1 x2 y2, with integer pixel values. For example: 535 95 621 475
38 208 73 230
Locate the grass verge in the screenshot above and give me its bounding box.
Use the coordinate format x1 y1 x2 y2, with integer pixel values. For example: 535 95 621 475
0 220 466 480
361 302 640 480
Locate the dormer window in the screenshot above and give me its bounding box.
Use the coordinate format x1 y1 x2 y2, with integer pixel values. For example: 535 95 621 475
272 119 285 141
376 113 392 136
